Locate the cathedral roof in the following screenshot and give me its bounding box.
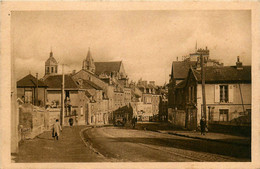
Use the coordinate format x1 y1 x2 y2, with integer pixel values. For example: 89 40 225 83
94 61 122 76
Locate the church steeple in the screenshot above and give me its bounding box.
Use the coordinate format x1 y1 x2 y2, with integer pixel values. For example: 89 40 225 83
82 47 95 73
45 48 58 75
50 47 53 57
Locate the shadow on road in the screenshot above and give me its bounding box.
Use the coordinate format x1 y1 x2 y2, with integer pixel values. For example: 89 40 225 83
106 134 250 160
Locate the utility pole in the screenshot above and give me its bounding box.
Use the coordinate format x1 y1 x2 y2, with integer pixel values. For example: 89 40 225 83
200 53 207 121
238 83 245 114
35 73 38 106
61 64 65 126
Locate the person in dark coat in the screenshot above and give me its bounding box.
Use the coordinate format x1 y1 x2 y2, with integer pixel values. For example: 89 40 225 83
200 118 206 135
132 117 136 129
69 118 73 127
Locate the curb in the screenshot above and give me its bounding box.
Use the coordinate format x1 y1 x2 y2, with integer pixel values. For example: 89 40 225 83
163 131 250 147
79 127 105 157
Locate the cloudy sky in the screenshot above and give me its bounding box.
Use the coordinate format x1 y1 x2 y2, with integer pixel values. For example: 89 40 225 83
12 10 251 85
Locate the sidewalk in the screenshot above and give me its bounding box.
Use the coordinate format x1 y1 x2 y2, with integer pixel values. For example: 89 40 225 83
14 125 107 162
158 130 251 146
135 122 251 146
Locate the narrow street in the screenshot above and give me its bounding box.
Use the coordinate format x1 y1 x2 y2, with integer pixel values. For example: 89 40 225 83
84 127 250 162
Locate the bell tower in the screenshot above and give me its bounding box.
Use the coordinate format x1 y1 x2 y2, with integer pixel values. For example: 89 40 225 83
82 48 95 73
45 49 58 75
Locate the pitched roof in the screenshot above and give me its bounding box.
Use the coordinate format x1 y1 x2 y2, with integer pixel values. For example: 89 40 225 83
192 66 251 83
85 90 92 97
81 79 103 90
44 74 78 89
94 61 122 76
172 61 197 80
17 74 47 87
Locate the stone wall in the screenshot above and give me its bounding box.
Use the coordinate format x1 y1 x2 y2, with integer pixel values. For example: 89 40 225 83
19 104 46 140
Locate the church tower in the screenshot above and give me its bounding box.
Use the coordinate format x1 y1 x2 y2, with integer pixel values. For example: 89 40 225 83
82 48 95 73
45 49 58 75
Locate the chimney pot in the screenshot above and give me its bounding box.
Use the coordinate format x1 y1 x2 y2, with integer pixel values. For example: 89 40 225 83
236 56 243 70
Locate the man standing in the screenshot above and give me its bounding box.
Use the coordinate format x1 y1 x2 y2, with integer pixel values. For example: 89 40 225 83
200 118 206 135
53 119 62 140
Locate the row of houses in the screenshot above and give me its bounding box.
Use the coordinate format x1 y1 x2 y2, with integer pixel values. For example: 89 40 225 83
17 48 167 127
168 47 251 130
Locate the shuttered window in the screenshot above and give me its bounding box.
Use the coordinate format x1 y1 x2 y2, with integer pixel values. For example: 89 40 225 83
214 85 219 102
228 85 233 103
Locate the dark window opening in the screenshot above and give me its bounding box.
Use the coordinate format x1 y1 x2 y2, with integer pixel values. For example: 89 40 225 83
220 85 228 102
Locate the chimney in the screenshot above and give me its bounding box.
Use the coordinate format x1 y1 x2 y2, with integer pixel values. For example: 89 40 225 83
236 56 243 70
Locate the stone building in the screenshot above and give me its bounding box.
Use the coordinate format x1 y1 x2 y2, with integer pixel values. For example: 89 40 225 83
129 79 160 121
17 74 48 106
168 47 223 123
170 56 251 130
43 74 87 125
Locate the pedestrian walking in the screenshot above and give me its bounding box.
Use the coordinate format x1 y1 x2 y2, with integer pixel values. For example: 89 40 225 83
69 118 73 127
52 119 62 140
132 117 136 129
200 118 206 135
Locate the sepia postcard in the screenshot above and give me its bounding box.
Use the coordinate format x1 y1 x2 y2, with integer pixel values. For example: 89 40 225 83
1 1 260 169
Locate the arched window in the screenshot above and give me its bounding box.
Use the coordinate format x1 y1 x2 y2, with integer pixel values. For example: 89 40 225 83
51 67 54 73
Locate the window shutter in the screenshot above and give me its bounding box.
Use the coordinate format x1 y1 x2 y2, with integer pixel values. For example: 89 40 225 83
214 85 219 102
228 85 233 103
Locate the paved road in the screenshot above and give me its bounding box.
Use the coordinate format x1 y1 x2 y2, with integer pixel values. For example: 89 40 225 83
84 127 250 162
16 126 107 162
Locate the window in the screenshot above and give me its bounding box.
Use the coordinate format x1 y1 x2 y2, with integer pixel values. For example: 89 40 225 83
220 85 228 102
51 67 54 73
24 90 33 103
55 66 57 73
47 67 49 73
219 109 229 121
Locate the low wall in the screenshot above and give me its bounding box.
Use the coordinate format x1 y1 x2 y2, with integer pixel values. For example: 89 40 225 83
174 110 186 128
208 123 251 137
168 108 186 128
19 104 46 140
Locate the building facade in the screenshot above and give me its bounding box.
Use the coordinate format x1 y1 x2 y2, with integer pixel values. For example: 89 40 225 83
17 74 48 107
172 56 251 130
